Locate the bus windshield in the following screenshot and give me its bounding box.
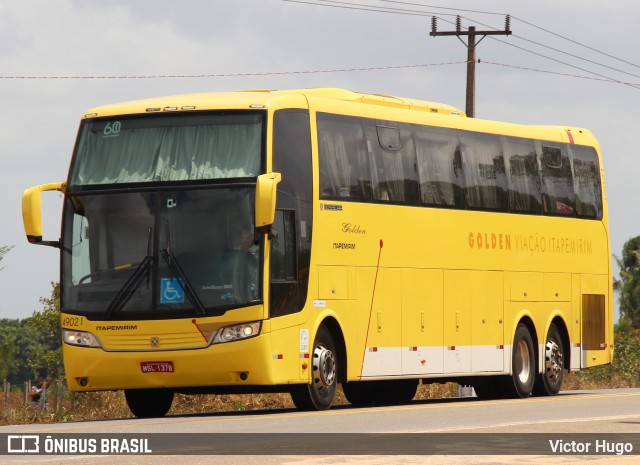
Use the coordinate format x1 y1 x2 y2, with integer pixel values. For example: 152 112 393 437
69 112 263 186
62 188 261 318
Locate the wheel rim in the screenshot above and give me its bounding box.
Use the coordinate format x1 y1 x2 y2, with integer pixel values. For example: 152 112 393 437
312 343 336 394
545 340 563 382
515 338 532 384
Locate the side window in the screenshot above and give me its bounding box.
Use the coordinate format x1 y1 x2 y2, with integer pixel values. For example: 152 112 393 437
270 210 296 282
70 212 91 285
271 110 312 317
414 126 464 208
540 143 575 215
318 113 371 201
503 137 543 214
570 145 602 219
365 123 419 204
459 131 507 211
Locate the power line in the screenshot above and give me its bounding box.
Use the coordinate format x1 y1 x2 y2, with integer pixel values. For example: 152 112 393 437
480 60 640 86
0 61 468 80
484 35 640 91
454 14 640 81
3 59 637 87
512 15 640 71
282 0 640 86
506 32 640 80
356 0 505 16
342 0 640 71
283 0 503 17
1 1 635 90
280 0 456 18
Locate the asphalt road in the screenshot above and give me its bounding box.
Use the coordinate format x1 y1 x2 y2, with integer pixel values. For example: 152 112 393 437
2 388 640 465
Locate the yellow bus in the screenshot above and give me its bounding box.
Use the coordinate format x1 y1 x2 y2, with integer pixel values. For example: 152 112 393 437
23 88 613 417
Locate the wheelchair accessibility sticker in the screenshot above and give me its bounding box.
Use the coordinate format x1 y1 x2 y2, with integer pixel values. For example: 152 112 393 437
160 278 185 304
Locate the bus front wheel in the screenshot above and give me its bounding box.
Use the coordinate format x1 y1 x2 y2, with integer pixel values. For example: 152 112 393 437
290 325 337 410
124 388 174 418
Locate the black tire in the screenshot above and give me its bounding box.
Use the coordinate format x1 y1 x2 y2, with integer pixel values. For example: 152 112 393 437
124 388 174 418
500 324 536 398
533 323 564 396
290 326 337 410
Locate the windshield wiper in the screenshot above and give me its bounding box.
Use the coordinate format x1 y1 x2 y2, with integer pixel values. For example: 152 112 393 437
104 257 153 319
160 220 207 316
160 247 207 316
105 228 153 320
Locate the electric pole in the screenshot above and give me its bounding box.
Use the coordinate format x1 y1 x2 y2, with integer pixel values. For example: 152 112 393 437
430 15 512 118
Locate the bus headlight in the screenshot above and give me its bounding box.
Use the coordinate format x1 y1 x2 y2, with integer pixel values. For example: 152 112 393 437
63 330 100 348
213 321 261 344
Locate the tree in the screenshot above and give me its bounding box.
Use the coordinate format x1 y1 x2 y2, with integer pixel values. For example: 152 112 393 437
611 316 640 385
27 283 63 379
614 236 640 329
0 319 41 383
0 245 13 271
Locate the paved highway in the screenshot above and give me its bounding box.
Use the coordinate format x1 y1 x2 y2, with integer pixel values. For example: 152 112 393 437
2 388 639 464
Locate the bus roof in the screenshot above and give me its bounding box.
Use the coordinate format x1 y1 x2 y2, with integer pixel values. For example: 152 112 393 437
81 87 597 147
270 88 466 116
82 88 466 118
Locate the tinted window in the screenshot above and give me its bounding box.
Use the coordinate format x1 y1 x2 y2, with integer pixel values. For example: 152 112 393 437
571 145 602 219
316 112 602 221
503 137 543 214
540 143 575 215
367 123 419 204
414 126 464 208
70 112 264 186
459 131 507 211
318 114 371 201
270 210 296 282
271 110 313 317
62 189 260 318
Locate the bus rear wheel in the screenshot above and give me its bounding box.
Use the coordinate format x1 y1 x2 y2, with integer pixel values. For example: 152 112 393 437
124 388 174 418
290 325 337 410
533 324 564 396
504 324 536 398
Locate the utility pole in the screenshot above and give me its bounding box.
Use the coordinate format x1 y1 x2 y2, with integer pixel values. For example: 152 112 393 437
430 15 511 118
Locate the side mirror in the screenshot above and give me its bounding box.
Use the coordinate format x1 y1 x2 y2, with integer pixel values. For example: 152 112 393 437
22 182 66 247
255 172 281 233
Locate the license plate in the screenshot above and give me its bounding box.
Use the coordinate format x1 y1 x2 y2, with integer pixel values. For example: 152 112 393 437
140 361 174 373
